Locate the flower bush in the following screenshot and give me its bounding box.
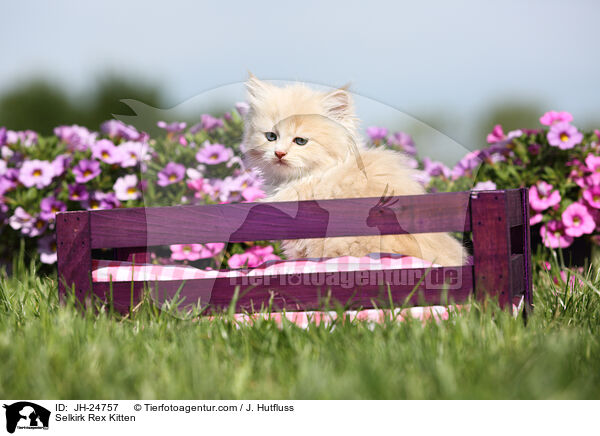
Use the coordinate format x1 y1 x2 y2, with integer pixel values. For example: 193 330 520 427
416 111 600 253
0 106 272 270
1 105 598 270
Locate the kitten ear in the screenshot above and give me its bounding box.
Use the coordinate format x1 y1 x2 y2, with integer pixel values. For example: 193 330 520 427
246 73 272 103
322 86 354 121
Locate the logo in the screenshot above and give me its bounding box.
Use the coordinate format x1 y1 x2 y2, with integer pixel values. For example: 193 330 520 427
3 402 50 434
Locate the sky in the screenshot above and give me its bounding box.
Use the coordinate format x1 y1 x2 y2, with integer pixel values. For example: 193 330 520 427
1 0 599 163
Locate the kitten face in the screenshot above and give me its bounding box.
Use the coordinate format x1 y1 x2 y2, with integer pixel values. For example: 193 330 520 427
242 76 359 185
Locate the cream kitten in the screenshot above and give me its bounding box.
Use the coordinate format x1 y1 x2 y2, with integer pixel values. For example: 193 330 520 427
242 75 466 266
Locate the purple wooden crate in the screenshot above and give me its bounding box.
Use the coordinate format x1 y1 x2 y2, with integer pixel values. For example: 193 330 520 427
56 188 532 314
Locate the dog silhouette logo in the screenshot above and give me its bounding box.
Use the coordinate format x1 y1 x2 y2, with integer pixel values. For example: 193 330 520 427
3 402 50 434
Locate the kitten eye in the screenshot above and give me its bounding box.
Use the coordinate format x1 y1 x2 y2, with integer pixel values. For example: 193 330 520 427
265 132 277 142
293 137 308 146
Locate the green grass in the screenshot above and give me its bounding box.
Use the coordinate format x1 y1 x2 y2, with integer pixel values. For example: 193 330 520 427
1 250 599 399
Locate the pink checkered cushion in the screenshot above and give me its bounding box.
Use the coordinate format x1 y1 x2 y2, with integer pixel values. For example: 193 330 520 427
92 253 436 283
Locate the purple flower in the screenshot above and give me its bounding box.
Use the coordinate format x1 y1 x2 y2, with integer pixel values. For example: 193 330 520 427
472 180 497 191
412 171 431 186
196 142 233 165
539 111 573 126
540 220 573 249
82 191 121 210
452 151 482 180
235 102 250 117
528 144 541 155
51 154 71 177
113 174 140 201
423 157 451 178
38 235 58 264
54 125 96 151
157 162 185 186
68 184 89 201
547 122 583 150
8 207 34 232
6 130 38 147
91 139 123 164
72 159 101 183
157 121 187 133
40 197 67 221
18 159 55 188
0 127 6 146
101 120 144 141
96 192 121 209
529 181 561 212
366 126 388 142
1 168 19 191
26 216 47 237
190 115 224 133
118 141 151 168
387 132 416 155
562 202 595 237
0 160 5 177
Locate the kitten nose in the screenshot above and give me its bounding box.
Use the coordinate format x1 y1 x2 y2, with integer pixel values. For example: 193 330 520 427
274 150 287 160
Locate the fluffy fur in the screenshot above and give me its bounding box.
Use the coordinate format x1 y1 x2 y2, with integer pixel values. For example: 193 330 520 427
242 75 466 266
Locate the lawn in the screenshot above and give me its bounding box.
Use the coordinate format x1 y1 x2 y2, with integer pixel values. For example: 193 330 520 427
0 250 599 399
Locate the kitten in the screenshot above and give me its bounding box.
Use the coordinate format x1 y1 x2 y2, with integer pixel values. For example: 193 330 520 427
242 75 466 266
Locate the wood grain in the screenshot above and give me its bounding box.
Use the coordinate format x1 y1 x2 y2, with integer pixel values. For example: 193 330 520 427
91 266 474 314
89 191 472 249
471 191 512 307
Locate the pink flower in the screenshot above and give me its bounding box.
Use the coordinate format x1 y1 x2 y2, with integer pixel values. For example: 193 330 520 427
169 243 225 261
486 124 505 144
539 111 573 126
529 181 561 212
583 185 600 209
585 154 600 173
547 122 583 150
187 178 206 198
197 243 225 258
170 244 204 261
540 220 574 248
530 213 543 225
228 245 280 268
241 186 265 202
562 202 595 237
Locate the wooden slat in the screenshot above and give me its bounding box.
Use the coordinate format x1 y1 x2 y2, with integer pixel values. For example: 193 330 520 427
88 191 472 249
506 189 524 227
91 266 474 314
56 211 92 299
510 254 524 296
471 191 512 307
521 188 534 312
